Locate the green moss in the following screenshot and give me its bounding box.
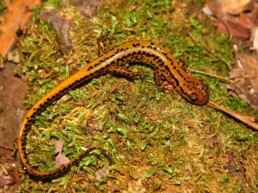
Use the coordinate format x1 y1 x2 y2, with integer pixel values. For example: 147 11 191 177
0 0 6 16
41 0 62 9
18 0 258 192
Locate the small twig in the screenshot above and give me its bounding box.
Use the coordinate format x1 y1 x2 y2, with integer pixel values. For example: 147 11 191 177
207 101 258 131
0 145 14 151
214 54 232 70
188 68 232 83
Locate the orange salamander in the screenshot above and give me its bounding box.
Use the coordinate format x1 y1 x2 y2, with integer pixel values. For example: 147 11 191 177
18 40 209 178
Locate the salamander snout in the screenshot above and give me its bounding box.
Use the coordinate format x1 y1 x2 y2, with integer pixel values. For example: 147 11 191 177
186 81 209 105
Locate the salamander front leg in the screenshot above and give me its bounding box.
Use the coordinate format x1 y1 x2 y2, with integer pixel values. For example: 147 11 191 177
108 66 144 80
154 70 175 91
154 70 166 90
97 37 113 55
178 55 188 70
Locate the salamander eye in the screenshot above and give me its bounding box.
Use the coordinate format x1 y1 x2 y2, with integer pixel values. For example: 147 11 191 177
188 91 198 101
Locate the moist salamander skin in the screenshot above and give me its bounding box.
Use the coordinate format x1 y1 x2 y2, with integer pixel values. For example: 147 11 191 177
18 40 209 178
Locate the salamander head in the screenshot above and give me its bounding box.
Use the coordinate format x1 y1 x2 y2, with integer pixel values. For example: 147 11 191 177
183 80 209 105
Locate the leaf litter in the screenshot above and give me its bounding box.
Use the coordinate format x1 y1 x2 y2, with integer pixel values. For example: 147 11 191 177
204 0 258 110
0 0 41 58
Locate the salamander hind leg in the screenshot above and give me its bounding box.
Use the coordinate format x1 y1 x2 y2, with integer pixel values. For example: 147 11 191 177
108 66 144 80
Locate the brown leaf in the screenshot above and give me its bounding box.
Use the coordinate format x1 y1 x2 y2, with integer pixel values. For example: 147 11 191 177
54 140 70 168
0 177 16 187
215 20 251 40
204 0 257 40
212 0 253 15
55 140 64 154
251 27 258 52
228 54 258 109
0 0 41 57
55 153 70 169
95 166 109 180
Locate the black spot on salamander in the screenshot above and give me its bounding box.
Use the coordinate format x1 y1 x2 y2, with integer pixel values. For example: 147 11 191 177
27 118 33 124
73 79 80 85
145 52 150 57
46 97 52 102
88 66 94 70
132 52 137 56
94 62 102 68
186 80 193 84
133 43 140 47
158 61 164 67
39 103 45 110
110 61 116 66
25 123 30 129
158 62 164 68
59 89 68 96
121 55 127 61
21 138 27 146
127 53 132 58
136 50 141 55
176 69 182 75
152 54 157 59
154 55 159 60
114 48 120 54
117 58 122 65
169 58 174 63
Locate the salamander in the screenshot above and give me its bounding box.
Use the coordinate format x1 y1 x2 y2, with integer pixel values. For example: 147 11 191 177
17 40 209 178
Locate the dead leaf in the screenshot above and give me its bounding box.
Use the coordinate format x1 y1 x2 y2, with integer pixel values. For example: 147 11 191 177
251 27 258 52
0 0 41 57
213 0 253 15
54 140 70 168
0 176 16 187
204 0 258 40
215 20 251 40
55 153 70 169
95 166 109 180
55 140 64 154
228 54 258 109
